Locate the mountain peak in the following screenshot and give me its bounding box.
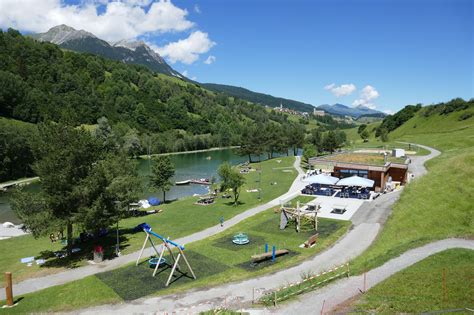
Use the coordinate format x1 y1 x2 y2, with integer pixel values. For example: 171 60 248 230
317 103 385 118
112 39 146 51
34 24 96 45
31 24 179 77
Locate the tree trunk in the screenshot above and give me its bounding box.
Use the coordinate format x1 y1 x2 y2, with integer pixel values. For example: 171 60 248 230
248 154 252 163
267 152 271 160
234 190 239 205
66 223 73 256
163 190 166 203
293 146 297 156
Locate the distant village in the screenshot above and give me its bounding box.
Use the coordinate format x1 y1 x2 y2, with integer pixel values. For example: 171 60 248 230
269 103 355 123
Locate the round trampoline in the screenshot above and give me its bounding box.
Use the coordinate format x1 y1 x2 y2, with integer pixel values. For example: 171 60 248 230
148 257 167 268
232 233 250 245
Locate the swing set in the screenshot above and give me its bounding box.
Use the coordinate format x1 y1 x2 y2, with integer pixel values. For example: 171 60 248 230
135 224 196 287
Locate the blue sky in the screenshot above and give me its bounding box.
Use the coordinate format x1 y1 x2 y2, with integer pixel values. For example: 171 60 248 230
1 0 472 113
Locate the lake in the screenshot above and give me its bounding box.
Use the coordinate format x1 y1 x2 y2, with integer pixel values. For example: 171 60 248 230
0 148 278 224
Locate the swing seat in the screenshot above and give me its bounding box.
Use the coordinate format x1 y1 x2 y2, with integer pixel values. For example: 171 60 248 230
148 257 167 268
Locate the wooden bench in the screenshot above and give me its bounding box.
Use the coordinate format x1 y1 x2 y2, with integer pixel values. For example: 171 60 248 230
304 233 319 248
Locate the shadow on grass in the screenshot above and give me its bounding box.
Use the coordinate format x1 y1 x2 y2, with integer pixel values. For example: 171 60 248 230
96 251 229 301
211 234 267 251
36 227 143 269
235 249 300 271
223 200 244 207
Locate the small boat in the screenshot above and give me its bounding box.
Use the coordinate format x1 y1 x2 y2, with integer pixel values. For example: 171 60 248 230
191 178 211 185
175 180 191 185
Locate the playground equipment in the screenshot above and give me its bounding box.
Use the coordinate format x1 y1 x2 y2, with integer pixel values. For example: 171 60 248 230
136 224 196 287
251 244 288 263
304 233 319 248
232 233 250 245
280 201 319 232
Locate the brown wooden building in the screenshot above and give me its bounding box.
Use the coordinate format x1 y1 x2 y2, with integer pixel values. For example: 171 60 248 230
309 158 409 192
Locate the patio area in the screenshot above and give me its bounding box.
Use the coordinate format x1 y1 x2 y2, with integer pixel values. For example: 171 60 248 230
305 195 365 221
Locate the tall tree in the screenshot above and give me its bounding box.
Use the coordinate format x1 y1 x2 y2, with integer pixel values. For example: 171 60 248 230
287 123 305 156
149 155 175 202
360 129 370 142
218 162 246 205
322 130 338 154
309 128 323 153
11 123 95 255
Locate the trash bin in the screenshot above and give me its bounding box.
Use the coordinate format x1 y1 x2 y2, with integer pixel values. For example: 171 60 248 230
93 245 104 263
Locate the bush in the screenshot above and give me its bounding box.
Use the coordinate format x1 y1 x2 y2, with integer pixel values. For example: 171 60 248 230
458 112 473 121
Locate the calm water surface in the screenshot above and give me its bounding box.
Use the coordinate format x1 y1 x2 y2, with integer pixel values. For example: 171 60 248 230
0 148 248 224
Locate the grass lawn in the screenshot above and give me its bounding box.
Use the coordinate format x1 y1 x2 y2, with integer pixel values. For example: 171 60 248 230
0 207 350 313
353 249 474 313
350 108 474 274
284 195 317 207
0 157 297 283
321 152 406 166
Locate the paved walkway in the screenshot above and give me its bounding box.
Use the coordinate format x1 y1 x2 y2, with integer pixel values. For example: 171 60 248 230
273 239 474 315
0 177 39 190
0 156 306 299
74 144 442 314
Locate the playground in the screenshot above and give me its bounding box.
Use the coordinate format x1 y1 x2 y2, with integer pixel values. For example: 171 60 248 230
0 157 298 283
90 208 349 302
0 205 351 312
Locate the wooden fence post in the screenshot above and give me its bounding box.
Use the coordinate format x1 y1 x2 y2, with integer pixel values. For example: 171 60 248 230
442 269 448 301
274 291 277 307
5 272 13 306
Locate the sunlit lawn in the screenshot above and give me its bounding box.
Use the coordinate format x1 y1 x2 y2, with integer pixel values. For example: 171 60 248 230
0 157 297 283
0 206 350 313
354 249 474 313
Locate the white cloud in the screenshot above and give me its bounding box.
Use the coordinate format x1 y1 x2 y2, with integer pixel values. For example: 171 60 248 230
383 109 394 115
0 0 194 42
204 55 216 64
154 31 215 64
194 4 201 14
180 70 196 81
324 83 356 97
352 85 380 108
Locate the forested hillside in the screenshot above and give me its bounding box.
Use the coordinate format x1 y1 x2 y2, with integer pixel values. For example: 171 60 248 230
201 83 315 112
0 28 310 182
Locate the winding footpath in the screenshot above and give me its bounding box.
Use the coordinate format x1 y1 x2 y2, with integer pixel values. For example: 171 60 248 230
273 238 474 314
72 143 463 315
0 157 306 300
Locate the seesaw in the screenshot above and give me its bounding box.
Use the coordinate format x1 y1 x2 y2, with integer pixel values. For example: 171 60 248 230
135 224 196 287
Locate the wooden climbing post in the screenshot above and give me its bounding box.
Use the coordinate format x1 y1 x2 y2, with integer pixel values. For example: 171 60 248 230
5 272 13 306
274 291 277 306
442 269 448 301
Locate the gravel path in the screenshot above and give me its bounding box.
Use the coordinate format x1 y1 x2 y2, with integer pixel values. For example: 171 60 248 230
74 143 442 314
0 157 306 299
